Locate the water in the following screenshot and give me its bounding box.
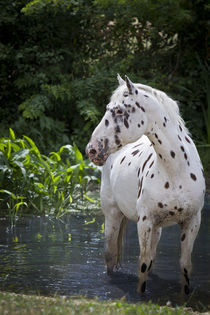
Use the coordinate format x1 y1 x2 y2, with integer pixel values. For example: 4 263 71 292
0 196 209 311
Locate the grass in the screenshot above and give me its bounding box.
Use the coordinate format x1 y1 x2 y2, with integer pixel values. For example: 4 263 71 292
0 291 194 315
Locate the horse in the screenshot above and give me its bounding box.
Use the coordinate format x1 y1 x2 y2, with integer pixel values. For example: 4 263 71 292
86 75 205 294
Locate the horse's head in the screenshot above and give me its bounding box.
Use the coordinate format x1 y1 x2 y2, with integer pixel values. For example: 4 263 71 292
86 75 149 166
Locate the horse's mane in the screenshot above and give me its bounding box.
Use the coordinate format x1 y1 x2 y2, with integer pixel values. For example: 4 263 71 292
111 83 190 135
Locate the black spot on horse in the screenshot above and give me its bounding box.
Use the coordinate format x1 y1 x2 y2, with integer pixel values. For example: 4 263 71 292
138 177 143 198
148 260 153 271
141 263 147 273
115 135 121 145
184 273 190 285
180 146 185 152
135 101 140 108
105 119 109 127
164 181 169 189
142 216 147 221
149 161 154 168
142 153 153 172
124 118 129 128
132 149 139 156
190 173 197 181
120 156 126 164
185 136 191 143
115 125 121 133
158 202 163 208
170 151 175 158
169 211 175 216
181 233 186 241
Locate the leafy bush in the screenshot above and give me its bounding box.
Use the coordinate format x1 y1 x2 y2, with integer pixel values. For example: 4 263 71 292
0 129 100 218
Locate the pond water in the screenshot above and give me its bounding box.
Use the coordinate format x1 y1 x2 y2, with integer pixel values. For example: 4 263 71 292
0 195 209 312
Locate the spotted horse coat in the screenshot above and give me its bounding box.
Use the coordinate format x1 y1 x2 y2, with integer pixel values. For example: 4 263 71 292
86 75 206 294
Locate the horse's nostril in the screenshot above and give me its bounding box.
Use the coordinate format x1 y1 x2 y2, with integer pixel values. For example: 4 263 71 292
90 148 97 156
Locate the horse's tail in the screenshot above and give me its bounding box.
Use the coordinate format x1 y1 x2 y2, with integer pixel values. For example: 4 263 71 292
117 216 127 267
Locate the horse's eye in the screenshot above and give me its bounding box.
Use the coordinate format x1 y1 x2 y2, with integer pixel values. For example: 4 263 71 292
123 92 129 97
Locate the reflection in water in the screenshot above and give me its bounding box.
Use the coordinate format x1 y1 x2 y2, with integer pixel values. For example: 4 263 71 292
0 196 209 312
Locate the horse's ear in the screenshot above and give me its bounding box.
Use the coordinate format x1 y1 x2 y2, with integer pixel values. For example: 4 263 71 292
125 75 135 95
117 73 125 86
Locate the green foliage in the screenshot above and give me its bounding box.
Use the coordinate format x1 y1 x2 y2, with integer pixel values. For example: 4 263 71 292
0 129 100 217
0 0 209 153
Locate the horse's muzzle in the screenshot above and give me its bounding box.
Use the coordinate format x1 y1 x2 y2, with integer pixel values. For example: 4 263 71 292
86 142 108 166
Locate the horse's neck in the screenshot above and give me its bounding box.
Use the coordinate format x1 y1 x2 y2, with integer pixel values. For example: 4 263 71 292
146 112 195 175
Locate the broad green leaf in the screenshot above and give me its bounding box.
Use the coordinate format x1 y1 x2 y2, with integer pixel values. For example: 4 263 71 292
7 141 11 159
50 152 61 161
53 175 61 184
84 194 98 203
24 136 40 155
14 201 27 212
9 128 15 140
53 185 57 194
74 145 83 162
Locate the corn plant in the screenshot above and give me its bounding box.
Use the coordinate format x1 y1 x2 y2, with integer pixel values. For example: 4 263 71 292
0 129 100 218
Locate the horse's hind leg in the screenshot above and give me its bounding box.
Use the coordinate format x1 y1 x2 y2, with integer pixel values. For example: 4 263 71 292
179 212 201 294
104 207 126 275
137 217 161 293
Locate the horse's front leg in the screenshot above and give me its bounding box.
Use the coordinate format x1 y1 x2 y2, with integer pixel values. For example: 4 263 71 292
137 216 161 293
179 212 201 294
104 208 125 275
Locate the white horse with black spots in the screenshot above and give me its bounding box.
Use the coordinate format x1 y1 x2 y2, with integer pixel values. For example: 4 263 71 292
86 75 205 294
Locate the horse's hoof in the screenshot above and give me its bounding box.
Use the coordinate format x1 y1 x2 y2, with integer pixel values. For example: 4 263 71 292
141 281 146 293
137 281 146 294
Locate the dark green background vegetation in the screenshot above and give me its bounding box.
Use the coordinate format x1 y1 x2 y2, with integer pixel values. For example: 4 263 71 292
0 0 209 152
0 0 209 214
